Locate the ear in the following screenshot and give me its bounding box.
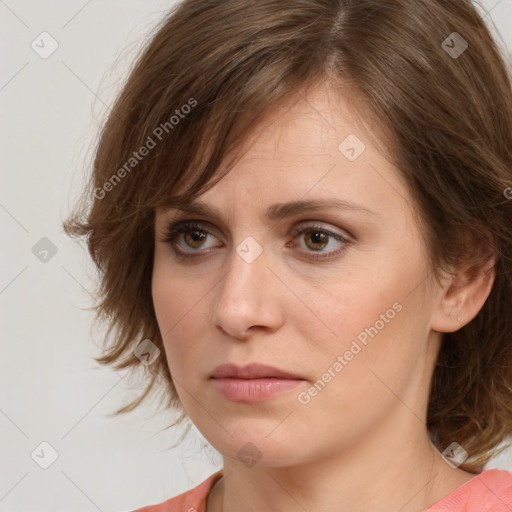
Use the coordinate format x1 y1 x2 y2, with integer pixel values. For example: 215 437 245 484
430 244 496 333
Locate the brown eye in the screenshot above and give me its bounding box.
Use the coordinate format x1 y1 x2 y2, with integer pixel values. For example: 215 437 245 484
303 229 330 251
183 230 208 249
161 220 220 255
161 220 351 262
290 223 351 261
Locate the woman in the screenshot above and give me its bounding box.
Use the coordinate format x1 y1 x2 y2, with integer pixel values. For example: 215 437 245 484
63 0 512 510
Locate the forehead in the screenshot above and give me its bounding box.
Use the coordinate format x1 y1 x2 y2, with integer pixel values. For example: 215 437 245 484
157 81 412 226
241 80 377 155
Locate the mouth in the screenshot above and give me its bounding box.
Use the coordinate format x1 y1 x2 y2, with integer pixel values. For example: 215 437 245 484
210 363 306 402
211 362 303 380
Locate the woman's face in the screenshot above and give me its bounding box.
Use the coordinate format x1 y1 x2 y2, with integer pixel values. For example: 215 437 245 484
152 82 445 467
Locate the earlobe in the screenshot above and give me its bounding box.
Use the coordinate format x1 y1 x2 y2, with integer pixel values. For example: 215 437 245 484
430 255 496 333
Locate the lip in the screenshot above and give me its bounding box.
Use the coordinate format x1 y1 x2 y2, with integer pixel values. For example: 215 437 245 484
210 363 306 402
210 363 303 380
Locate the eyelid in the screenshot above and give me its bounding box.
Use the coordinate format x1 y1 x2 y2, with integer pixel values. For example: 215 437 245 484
289 221 352 241
160 217 351 243
159 219 222 245
163 212 354 234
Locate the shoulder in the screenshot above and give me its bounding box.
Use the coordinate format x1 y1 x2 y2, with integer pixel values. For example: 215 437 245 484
131 470 223 512
428 468 512 511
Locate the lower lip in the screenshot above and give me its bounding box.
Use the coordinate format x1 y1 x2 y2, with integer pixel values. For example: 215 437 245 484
211 377 305 402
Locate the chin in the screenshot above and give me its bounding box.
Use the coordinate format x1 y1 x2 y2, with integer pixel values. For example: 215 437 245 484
199 422 313 468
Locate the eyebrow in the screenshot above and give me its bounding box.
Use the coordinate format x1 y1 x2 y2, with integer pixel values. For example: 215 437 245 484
164 197 379 221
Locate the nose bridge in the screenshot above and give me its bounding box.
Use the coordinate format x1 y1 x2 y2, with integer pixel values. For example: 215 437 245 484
218 240 267 308
212 238 281 337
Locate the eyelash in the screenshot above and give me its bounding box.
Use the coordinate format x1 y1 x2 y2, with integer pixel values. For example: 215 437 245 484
160 220 351 261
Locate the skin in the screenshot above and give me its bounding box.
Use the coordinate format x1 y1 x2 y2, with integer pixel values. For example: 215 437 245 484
152 80 495 512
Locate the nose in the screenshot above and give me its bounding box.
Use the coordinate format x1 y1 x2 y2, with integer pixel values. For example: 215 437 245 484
212 243 285 340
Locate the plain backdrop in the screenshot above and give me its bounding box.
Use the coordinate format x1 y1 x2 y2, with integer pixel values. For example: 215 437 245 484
1 1 511 511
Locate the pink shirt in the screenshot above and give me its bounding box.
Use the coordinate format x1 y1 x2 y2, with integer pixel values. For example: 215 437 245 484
132 468 512 511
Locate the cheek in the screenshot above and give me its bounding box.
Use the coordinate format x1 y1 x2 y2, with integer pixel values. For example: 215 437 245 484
299 249 429 394
303 291 408 394
289 294 421 456
151 261 203 368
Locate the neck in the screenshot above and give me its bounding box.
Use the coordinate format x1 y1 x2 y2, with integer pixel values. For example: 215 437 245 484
207 409 475 512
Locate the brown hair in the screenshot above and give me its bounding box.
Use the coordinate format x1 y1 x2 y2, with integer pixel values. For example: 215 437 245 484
63 0 512 471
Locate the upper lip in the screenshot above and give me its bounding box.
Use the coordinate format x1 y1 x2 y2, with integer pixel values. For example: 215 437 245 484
210 363 303 380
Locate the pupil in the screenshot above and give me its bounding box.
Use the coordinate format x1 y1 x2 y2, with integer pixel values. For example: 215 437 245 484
308 230 327 249
187 231 206 247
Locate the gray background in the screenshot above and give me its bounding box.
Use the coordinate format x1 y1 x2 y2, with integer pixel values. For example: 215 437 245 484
1 1 511 511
